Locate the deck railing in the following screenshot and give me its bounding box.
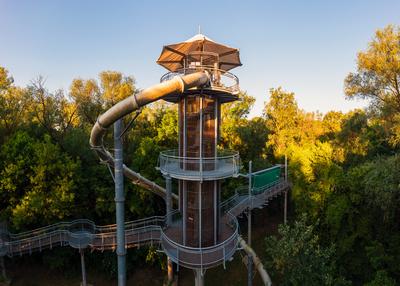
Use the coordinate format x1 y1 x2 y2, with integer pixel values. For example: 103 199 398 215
0 175 289 260
158 149 240 180
160 66 239 94
160 212 239 270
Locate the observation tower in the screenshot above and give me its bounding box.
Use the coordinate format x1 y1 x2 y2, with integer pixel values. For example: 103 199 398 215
0 33 289 286
156 34 242 284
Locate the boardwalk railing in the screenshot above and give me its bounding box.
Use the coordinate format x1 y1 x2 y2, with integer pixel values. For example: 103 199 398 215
0 179 289 258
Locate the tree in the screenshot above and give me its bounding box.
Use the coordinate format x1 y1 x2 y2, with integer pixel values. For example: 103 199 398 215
344 25 400 146
220 91 255 148
28 77 79 144
0 132 79 230
220 91 268 167
265 215 349 286
321 155 400 283
0 67 32 139
345 25 400 112
234 117 269 168
99 71 136 106
365 270 396 286
288 141 342 218
264 87 300 157
69 78 102 125
0 67 13 90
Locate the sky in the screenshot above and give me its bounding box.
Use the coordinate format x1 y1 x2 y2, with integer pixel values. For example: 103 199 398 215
1 0 399 117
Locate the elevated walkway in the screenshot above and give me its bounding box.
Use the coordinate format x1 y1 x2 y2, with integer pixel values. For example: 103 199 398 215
0 167 289 261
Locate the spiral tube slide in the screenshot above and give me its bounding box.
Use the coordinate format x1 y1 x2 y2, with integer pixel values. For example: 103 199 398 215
88 70 276 285
89 72 209 200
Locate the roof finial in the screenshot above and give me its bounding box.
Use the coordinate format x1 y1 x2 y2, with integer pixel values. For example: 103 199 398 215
198 25 201 35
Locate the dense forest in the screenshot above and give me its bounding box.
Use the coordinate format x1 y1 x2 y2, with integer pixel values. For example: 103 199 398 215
1 25 399 285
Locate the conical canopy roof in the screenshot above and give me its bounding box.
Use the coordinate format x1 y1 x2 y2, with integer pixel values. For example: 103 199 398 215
157 34 242 72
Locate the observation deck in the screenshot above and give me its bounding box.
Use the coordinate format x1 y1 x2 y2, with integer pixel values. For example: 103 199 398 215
67 220 95 249
160 212 239 270
160 66 240 103
158 149 240 181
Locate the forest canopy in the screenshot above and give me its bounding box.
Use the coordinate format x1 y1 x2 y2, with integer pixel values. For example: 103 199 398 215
0 24 399 285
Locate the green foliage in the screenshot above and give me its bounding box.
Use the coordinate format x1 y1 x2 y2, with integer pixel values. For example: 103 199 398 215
265 215 349 286
345 25 400 112
364 270 396 286
0 67 13 90
2 24 400 283
344 25 400 147
320 156 400 282
156 107 178 146
264 87 325 159
288 141 342 218
264 87 300 157
99 71 136 106
41 248 77 273
220 91 270 168
0 132 79 230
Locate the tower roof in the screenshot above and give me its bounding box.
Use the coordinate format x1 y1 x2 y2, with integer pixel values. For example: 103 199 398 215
157 33 242 72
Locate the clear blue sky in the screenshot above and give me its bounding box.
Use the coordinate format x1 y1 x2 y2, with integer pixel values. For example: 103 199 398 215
1 0 399 117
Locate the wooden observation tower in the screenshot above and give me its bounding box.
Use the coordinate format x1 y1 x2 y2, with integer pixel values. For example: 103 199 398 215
157 33 242 285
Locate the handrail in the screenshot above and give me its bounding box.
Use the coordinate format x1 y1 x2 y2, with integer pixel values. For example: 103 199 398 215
160 66 239 94
251 165 282 176
158 149 241 181
1 174 289 258
160 149 239 160
161 212 238 252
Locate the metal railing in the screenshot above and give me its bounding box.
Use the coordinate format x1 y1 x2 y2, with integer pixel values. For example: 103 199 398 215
229 179 290 216
160 67 240 94
160 212 239 270
0 177 289 260
68 220 96 249
158 149 240 180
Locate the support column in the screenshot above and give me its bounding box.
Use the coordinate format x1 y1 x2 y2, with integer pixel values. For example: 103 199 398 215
165 176 172 225
165 176 174 284
247 254 253 286
284 154 288 225
247 161 253 286
285 154 288 183
80 249 87 286
0 256 6 281
195 269 204 286
114 119 126 286
284 190 288 225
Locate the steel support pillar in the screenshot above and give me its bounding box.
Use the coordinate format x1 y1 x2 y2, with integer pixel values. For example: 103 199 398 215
284 190 288 225
285 154 288 183
165 176 172 225
195 269 204 286
114 119 126 286
165 176 174 285
284 154 288 225
0 256 6 281
80 249 87 286
247 161 253 286
247 254 253 286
